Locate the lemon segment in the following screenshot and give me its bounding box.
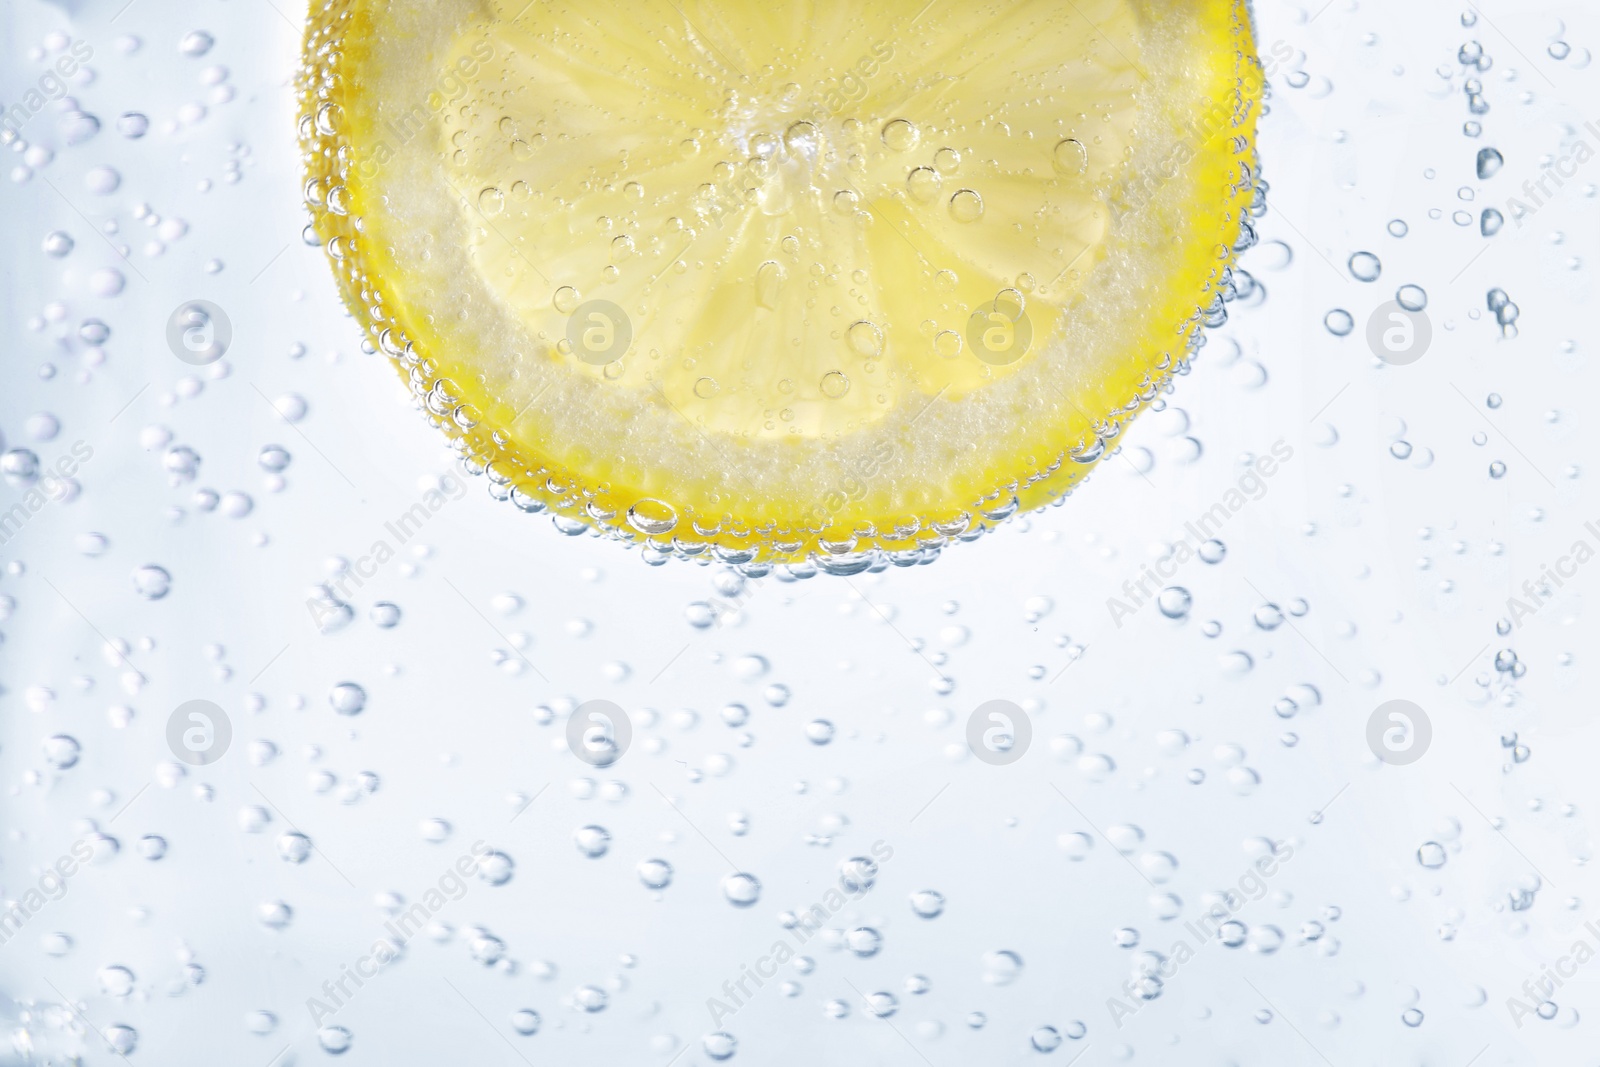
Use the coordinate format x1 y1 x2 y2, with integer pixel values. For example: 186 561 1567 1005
299 0 1262 566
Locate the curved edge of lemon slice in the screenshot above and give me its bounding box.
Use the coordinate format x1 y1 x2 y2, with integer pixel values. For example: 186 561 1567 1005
297 0 1265 571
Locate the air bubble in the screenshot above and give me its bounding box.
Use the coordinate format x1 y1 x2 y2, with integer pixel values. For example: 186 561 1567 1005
1348 252 1382 282
1053 138 1088 174
179 30 215 56
1396 285 1427 311
626 499 678 536
846 321 884 358
949 189 984 223
131 564 172 600
882 119 919 152
722 871 762 907
910 889 946 918
907 167 941 203
118 112 149 139
1157 587 1192 619
638 858 674 889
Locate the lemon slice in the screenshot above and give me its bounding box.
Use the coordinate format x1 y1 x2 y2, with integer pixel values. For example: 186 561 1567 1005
299 0 1263 568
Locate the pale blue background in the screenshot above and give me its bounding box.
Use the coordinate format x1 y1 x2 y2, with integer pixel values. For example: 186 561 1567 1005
2 0 1597 1063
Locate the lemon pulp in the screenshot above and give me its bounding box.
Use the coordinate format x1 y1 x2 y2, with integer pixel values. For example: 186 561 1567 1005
299 0 1263 568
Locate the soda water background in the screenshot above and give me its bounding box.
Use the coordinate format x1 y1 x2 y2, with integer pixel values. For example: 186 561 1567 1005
2 0 1598 1062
